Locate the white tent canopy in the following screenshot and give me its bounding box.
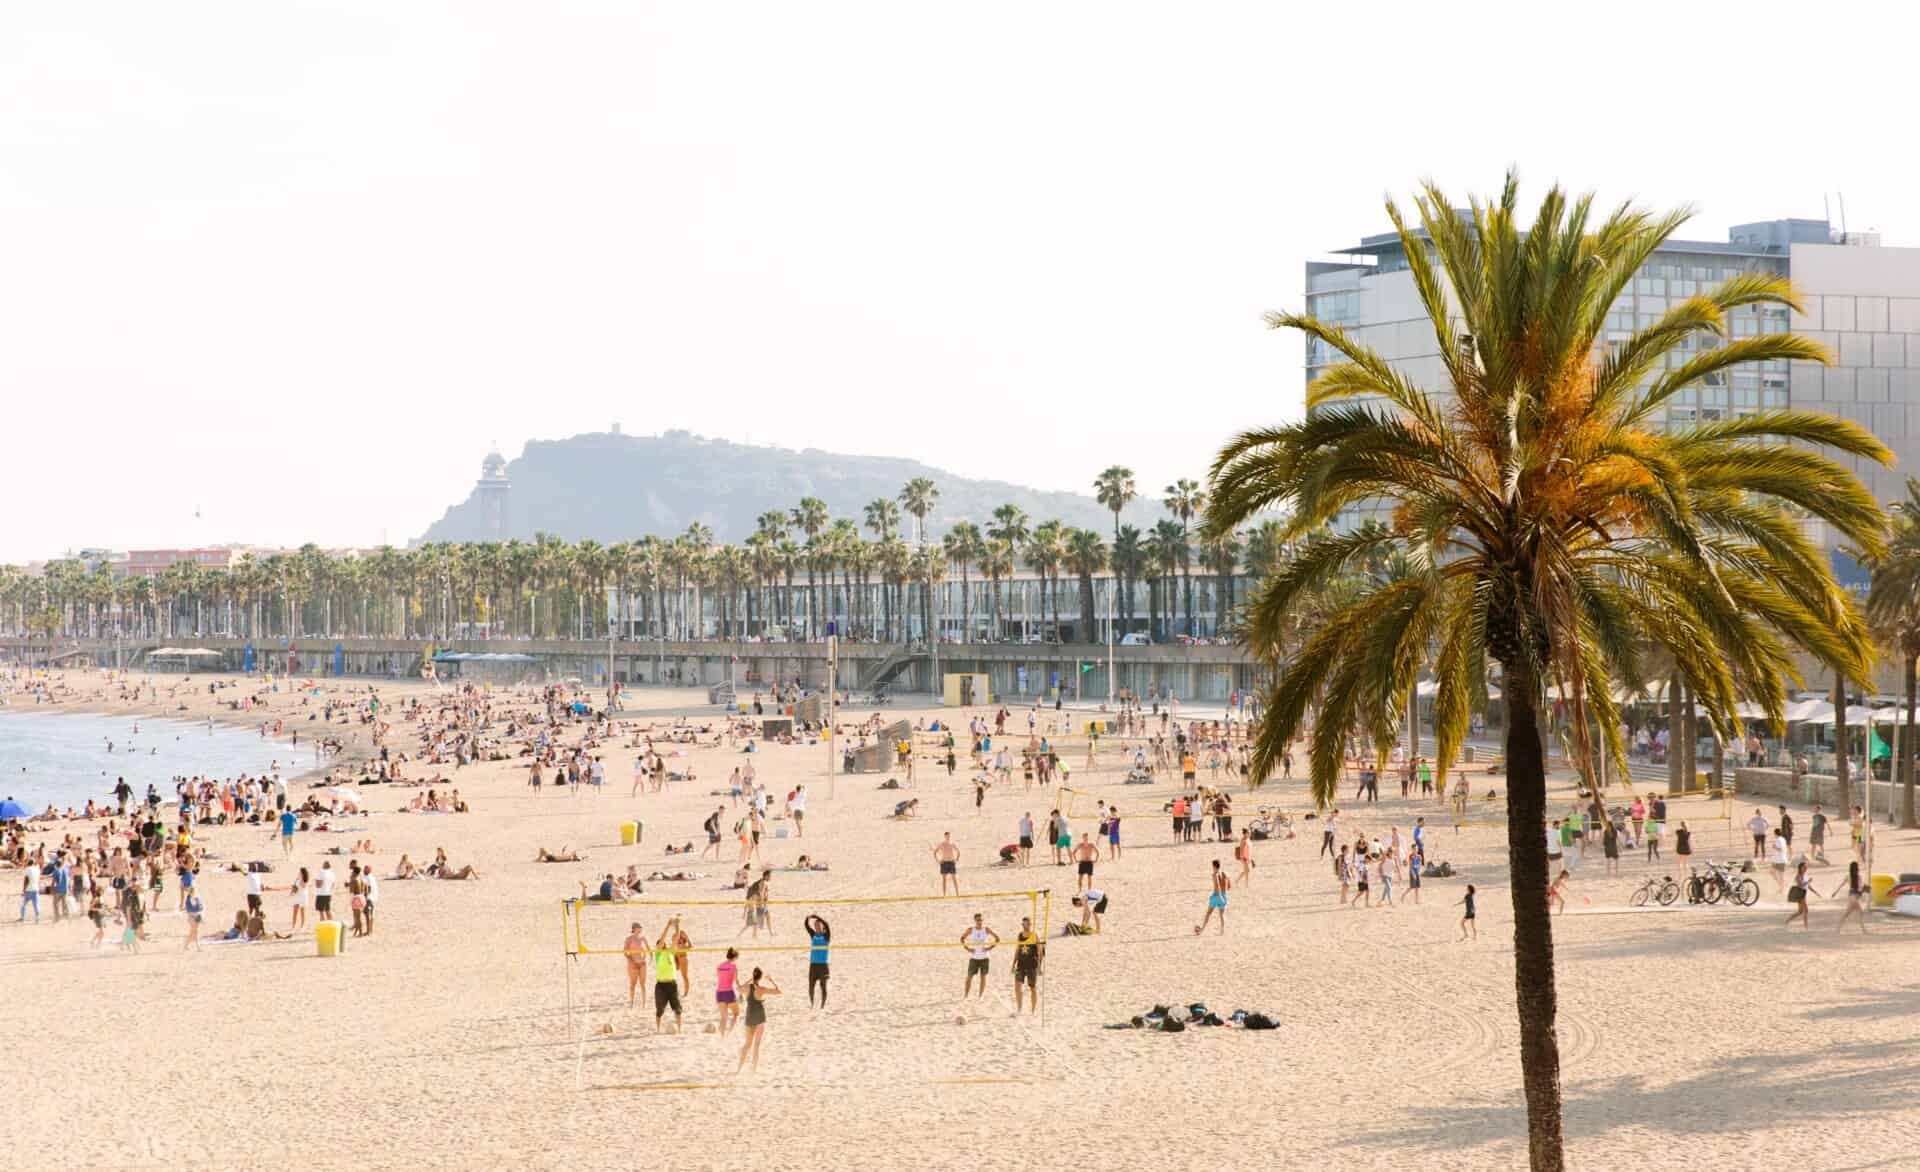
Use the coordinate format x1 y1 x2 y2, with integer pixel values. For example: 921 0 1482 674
150 647 222 658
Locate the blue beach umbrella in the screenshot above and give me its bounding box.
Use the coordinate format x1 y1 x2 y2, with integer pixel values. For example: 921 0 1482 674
0 799 29 821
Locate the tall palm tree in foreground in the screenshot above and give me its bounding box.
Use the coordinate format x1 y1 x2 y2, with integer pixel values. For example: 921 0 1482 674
1206 176 1887 1172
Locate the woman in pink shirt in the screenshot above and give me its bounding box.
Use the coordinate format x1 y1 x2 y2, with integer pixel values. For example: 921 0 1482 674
715 947 742 1036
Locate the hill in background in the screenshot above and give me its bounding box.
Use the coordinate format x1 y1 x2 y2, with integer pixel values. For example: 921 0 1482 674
418 430 1162 544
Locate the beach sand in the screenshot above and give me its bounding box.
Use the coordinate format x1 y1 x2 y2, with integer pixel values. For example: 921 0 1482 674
5 668 1920 1170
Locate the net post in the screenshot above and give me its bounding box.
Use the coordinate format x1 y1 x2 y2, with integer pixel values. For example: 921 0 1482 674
1039 888 1050 1031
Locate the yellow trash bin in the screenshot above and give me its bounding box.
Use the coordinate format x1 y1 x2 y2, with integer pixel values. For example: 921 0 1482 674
1871 873 1897 907
620 821 639 846
315 920 343 957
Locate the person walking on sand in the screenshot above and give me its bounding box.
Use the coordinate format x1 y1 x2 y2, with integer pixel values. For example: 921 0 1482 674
1335 844 1351 906
933 833 961 895
1809 803 1830 865
1769 829 1791 893
960 913 999 999
1195 859 1230 935
1017 811 1034 867
736 967 781 1072
1406 845 1423 905
1234 829 1254 886
1320 808 1339 858
1834 861 1869 934
1458 884 1478 940
1785 860 1813 928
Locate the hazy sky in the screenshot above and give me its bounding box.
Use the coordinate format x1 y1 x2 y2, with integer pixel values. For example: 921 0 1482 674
6 2 1915 561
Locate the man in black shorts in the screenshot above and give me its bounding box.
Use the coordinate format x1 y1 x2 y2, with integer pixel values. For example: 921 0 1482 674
1071 834 1099 891
1012 916 1042 1014
653 919 684 1033
960 913 999 999
933 833 961 896
702 807 724 860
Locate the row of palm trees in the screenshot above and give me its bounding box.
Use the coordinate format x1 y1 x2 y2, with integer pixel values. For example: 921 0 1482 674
0 474 1291 648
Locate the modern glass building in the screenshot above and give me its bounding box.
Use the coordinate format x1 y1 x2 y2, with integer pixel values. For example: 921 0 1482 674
1306 215 1920 579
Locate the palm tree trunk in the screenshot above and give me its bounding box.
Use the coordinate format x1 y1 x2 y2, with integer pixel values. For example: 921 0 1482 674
1666 678 1684 796
1833 675 1851 812
1503 658 1567 1171
1903 652 1917 829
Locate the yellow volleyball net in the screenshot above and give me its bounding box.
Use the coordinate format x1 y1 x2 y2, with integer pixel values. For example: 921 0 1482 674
562 888 1050 958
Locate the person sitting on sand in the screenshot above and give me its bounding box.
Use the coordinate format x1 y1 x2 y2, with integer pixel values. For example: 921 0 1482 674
392 855 418 879
891 798 920 819
245 908 291 940
430 848 480 881
537 846 585 863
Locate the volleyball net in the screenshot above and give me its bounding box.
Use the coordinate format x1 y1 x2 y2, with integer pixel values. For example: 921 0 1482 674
562 888 1052 959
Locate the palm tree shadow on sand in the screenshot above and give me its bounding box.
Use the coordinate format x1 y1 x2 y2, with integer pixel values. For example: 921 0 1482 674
1335 1022 1920 1156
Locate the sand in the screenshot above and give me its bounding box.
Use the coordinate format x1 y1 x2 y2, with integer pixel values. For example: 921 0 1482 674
5 667 1920 1171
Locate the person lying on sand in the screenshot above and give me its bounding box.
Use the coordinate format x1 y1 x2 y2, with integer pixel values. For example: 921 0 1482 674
645 870 705 882
782 855 830 871
536 846 585 863
429 848 480 880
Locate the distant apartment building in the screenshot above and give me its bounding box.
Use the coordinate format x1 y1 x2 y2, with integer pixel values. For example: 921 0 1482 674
1306 215 1920 578
124 548 234 578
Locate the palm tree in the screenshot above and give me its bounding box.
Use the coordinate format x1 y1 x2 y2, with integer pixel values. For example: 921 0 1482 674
988 505 1030 641
942 522 985 643
1025 520 1067 641
865 498 901 543
1064 528 1107 642
1201 524 1242 637
1868 477 1920 829
1111 525 1144 639
1094 466 1137 549
791 497 830 637
1145 520 1184 642
1164 479 1206 637
1205 176 1886 1172
876 534 910 642
899 478 939 547
982 540 1012 641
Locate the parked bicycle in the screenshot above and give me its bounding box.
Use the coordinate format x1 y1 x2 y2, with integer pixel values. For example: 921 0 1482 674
1629 875 1681 907
1686 861 1760 907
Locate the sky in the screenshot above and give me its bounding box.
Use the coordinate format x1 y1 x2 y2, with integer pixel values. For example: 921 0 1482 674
5 1 1917 562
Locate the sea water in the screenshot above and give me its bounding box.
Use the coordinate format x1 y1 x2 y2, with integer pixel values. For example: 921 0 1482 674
0 710 289 813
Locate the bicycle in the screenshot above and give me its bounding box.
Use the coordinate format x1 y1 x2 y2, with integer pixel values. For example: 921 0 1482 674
1689 861 1760 907
1629 875 1681 907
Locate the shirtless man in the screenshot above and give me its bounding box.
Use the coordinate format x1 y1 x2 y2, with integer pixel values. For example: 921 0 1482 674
1194 859 1230 935
1070 834 1099 892
933 833 961 895
960 913 1000 1000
